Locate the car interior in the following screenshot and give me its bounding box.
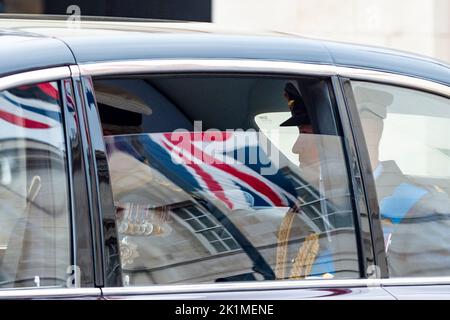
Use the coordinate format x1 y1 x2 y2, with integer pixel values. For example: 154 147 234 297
91 74 359 285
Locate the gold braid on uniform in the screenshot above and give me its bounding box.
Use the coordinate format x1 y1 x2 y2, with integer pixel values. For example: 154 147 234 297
289 233 320 279
275 208 296 279
275 204 320 280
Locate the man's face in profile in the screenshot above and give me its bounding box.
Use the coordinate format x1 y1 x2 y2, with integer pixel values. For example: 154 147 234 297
291 124 320 173
282 83 320 175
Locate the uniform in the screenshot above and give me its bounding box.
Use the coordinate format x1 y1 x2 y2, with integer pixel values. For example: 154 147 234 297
375 160 450 277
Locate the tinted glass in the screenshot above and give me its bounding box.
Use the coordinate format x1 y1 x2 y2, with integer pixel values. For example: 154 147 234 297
95 75 360 285
352 81 450 277
0 81 71 288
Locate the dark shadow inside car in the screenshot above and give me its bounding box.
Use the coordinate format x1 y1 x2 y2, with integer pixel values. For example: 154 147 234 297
92 74 359 286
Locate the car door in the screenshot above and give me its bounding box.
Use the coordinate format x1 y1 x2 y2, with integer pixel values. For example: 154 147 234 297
0 66 101 299
339 73 450 299
77 59 395 300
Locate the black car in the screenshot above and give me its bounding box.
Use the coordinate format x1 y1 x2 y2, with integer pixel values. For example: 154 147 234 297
0 15 449 300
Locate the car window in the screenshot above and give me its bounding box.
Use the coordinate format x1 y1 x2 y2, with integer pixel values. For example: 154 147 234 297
93 75 360 286
351 81 450 278
0 81 72 289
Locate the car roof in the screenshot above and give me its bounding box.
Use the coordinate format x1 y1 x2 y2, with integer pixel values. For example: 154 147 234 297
0 15 449 86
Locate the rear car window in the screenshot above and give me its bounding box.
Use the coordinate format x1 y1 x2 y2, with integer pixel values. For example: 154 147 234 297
93 75 360 286
0 81 71 289
352 81 450 278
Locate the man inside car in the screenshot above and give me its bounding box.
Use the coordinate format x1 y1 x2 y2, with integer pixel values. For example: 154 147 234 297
355 86 450 277
279 82 450 278
276 83 347 280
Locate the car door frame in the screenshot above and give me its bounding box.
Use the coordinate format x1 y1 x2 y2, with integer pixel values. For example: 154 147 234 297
0 66 101 299
79 59 398 299
76 58 403 299
85 61 450 298
79 59 450 299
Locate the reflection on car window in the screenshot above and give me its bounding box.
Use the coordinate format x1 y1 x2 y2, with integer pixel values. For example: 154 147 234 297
0 81 71 289
352 81 450 277
95 76 360 285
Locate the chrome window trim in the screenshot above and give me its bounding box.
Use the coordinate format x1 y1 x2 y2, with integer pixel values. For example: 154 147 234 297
0 61 446 100
78 59 450 98
380 277 450 287
102 279 380 296
69 65 81 78
101 277 450 296
0 288 101 299
0 66 72 91
337 67 449 98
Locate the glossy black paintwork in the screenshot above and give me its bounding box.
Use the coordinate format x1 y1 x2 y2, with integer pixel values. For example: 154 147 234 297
331 76 376 278
0 29 75 77
51 33 333 65
80 77 122 287
324 41 450 86
61 78 96 287
0 18 448 86
340 79 389 278
71 76 105 287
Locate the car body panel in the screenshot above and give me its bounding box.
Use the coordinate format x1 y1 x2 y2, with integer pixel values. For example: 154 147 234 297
0 29 75 77
64 76 99 287
0 17 448 87
101 286 395 300
383 285 450 300
324 41 450 86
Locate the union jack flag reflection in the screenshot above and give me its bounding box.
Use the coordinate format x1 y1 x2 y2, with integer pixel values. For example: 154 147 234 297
0 81 70 288
0 81 65 150
106 128 358 281
105 131 299 211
